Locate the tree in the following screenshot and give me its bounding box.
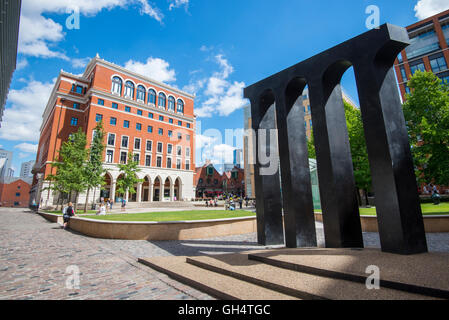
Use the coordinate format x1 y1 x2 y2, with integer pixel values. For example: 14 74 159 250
403 71 449 186
46 128 89 209
83 121 107 212
307 131 316 159
116 153 143 200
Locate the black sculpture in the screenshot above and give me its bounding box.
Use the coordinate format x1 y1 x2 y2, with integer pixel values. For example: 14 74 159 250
244 24 428 255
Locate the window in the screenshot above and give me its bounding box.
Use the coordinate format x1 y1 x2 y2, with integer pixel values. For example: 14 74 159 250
148 89 156 105
304 121 307 129
120 152 127 164
159 115 164 121
112 102 118 109
158 92 166 109
167 144 173 154
124 120 130 128
232 171 238 179
177 133 182 140
16 193 21 197
147 125 153 133
158 128 163 136
199 178 203 184
75 85 83 94
185 160 190 171
70 117 78 126
430 56 447 73
133 153 140 163
124 81 135 99
107 133 115 146
410 62 426 74
177 99 184 113
168 96 175 112
186 147 190 157
137 85 146 101
95 114 103 122
157 142 163 153
176 159 181 170
400 66 407 81
405 85 411 94
186 135 190 141
309 120 313 128
110 117 117 126
125 106 131 112
186 123 190 128
98 98 104 106
308 105 311 113
106 150 114 163
136 123 142 131
148 112 153 119
112 76 122 95
169 118 173 124
214 179 218 185
168 130 173 138
134 138 141 150
177 146 182 156
207 166 214 176
145 155 151 166
156 156 162 168
137 109 143 116
167 157 172 168
178 121 182 126
121 136 129 148
146 140 152 151
73 103 80 109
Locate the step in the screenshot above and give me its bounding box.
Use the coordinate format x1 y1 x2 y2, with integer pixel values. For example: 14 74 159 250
185 253 435 300
247 248 449 299
138 256 299 300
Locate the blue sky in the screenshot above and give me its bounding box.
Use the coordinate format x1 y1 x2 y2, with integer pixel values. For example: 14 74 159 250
1 0 448 174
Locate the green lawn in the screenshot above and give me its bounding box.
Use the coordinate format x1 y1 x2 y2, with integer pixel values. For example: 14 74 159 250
43 210 97 215
315 203 449 216
85 210 256 222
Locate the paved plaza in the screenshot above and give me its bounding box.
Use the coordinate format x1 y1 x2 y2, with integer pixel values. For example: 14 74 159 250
1 208 448 300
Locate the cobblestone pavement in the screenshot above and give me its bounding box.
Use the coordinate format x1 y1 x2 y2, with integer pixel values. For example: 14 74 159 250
1 208 448 300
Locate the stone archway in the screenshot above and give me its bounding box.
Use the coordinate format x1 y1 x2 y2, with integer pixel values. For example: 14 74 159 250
163 177 172 201
153 176 162 201
174 177 182 201
142 176 151 202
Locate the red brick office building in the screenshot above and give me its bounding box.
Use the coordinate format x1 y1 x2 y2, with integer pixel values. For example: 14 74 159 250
394 9 449 100
194 162 245 198
31 55 196 207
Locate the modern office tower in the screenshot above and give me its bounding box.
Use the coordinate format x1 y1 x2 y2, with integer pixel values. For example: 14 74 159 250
0 149 13 178
20 160 35 178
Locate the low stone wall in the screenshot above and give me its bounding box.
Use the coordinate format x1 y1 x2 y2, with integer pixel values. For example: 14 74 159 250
66 216 257 240
314 213 449 233
38 211 63 224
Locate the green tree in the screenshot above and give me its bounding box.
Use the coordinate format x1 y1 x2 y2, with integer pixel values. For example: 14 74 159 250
403 70 449 186
47 128 89 209
116 153 143 200
307 130 316 159
83 121 107 212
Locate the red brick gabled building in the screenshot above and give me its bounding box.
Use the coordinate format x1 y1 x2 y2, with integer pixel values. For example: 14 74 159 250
0 177 32 208
194 162 245 198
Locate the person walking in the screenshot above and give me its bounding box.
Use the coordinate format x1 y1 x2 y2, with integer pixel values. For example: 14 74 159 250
121 198 126 212
110 199 114 211
63 202 76 230
239 197 243 209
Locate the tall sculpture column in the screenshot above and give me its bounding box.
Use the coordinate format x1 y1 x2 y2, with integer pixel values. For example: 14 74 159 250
309 81 363 248
275 89 317 248
249 96 284 246
354 62 427 254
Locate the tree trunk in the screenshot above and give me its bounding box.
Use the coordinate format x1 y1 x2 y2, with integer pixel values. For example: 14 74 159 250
364 189 370 207
57 192 62 211
75 191 79 212
92 187 97 207
84 187 90 213
356 187 362 207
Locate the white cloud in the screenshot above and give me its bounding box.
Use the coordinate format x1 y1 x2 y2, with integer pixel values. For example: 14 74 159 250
15 143 39 153
71 57 91 68
124 57 176 83
196 134 217 149
169 0 189 11
0 79 56 142
212 144 236 164
18 0 163 59
16 59 29 71
414 0 449 20
195 54 247 118
19 153 30 159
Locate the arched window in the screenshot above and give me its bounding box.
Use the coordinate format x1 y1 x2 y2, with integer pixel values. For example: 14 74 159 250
136 85 146 102
158 92 166 109
124 81 135 99
177 99 184 114
168 96 175 112
148 89 156 105
111 76 122 95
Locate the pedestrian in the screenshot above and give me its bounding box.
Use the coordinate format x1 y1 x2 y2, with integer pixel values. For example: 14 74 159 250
110 199 113 211
239 197 243 209
63 202 76 230
97 203 106 215
245 196 249 207
121 198 126 211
